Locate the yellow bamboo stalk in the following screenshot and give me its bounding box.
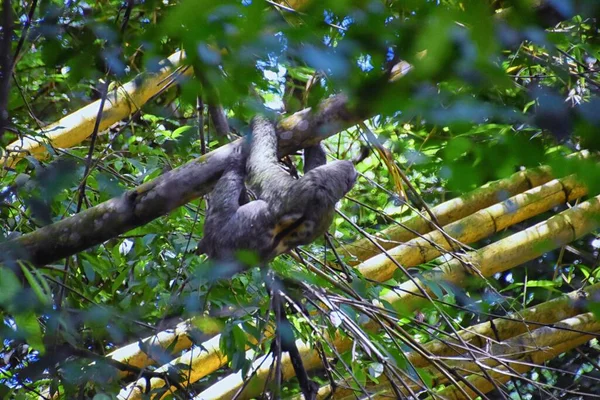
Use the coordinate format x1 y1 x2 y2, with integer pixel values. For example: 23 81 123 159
311 282 600 399
117 324 277 399
330 313 600 400
380 195 600 310
407 283 600 368
434 313 600 400
193 195 600 400
435 337 589 400
117 335 224 400
105 317 222 378
198 344 327 400
426 312 600 387
358 175 587 282
340 167 554 264
1 51 190 168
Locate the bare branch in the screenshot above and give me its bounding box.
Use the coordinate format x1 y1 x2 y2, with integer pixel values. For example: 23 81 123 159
0 0 14 140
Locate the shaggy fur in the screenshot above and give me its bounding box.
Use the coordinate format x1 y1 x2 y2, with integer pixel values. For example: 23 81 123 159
200 115 357 263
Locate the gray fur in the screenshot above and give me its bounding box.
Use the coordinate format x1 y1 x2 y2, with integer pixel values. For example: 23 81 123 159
200 115 357 263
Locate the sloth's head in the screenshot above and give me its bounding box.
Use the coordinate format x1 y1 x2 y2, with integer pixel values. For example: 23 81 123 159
303 160 357 203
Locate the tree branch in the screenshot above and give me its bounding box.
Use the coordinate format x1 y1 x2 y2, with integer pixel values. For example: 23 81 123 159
0 94 356 268
208 103 229 137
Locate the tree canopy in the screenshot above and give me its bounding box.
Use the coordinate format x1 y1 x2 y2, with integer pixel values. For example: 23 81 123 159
1 1 600 399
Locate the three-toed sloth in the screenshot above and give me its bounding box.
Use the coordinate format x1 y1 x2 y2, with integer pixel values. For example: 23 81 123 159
199 115 357 264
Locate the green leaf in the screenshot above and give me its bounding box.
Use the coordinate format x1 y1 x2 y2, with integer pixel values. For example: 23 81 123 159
0 270 21 305
14 312 45 355
172 125 193 137
417 367 434 388
19 262 51 306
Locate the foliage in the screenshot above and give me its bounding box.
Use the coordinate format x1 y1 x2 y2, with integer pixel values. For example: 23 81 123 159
1 0 600 398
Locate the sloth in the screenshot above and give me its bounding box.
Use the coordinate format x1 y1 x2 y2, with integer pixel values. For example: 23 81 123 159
199 115 357 264
198 115 356 400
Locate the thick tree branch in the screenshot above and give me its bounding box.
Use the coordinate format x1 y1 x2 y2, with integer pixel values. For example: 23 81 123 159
0 94 357 268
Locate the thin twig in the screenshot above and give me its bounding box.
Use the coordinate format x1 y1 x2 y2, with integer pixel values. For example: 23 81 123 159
0 0 15 140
